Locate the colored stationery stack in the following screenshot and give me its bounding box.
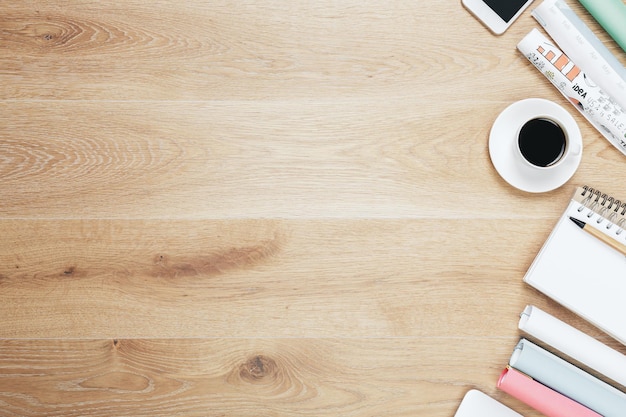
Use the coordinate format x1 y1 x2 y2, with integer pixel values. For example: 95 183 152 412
498 334 626 417
519 305 626 388
495 186 626 416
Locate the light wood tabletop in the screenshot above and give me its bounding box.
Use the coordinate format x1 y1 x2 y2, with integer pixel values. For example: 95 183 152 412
2 1 626 415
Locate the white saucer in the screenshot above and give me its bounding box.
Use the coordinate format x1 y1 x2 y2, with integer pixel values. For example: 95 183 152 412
489 98 582 193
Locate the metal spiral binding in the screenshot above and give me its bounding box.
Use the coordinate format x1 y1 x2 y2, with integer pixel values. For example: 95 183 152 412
580 186 626 234
581 185 626 216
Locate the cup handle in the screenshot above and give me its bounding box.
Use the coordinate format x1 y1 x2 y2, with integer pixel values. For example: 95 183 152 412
570 142 581 156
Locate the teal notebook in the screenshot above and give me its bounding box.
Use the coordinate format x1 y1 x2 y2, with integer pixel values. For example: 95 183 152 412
578 0 626 53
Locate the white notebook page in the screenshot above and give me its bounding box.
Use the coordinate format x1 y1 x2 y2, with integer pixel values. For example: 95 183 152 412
524 198 626 346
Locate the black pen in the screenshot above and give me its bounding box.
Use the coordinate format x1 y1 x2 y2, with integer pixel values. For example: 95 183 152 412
569 217 626 256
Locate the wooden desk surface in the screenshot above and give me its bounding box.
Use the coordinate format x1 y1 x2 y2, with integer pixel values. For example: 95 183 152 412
2 1 626 415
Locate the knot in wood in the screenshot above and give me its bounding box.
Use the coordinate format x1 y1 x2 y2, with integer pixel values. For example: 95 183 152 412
240 355 278 383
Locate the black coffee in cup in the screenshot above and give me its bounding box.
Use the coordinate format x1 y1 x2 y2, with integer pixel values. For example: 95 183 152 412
518 117 567 167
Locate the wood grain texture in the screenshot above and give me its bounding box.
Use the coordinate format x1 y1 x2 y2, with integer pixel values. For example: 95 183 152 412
2 218 625 346
1 101 625 219
0 337 561 417
0 0 549 101
2 0 626 416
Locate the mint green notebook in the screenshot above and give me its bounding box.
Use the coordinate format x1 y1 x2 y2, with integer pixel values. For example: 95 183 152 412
578 0 626 53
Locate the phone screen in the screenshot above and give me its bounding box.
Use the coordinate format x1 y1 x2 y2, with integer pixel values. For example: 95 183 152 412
483 0 530 22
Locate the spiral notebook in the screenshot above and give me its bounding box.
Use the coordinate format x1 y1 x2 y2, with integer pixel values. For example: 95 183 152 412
524 186 626 346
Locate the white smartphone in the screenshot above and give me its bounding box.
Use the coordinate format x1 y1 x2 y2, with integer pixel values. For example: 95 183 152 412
462 0 535 35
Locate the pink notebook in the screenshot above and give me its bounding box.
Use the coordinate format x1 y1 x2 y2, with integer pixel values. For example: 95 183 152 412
497 367 601 417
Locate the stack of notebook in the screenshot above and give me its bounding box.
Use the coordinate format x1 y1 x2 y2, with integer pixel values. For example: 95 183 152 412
496 187 626 416
498 307 626 417
453 187 626 416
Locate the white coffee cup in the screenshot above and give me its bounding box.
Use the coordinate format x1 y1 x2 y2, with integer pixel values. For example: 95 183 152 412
489 98 583 193
516 115 581 170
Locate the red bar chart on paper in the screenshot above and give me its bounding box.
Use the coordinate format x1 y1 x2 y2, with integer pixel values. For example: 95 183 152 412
536 45 581 81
